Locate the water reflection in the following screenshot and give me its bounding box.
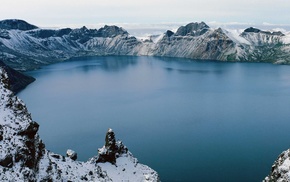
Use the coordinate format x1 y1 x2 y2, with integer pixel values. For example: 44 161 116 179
165 67 224 74
68 56 138 73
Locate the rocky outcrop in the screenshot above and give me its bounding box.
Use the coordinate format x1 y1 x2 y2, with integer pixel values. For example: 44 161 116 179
1 19 290 71
0 68 159 181
66 149 77 161
0 60 35 93
264 149 290 182
97 128 128 164
243 27 284 36
0 68 45 180
175 22 209 36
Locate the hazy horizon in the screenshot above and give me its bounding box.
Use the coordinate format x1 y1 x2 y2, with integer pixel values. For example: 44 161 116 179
1 0 290 30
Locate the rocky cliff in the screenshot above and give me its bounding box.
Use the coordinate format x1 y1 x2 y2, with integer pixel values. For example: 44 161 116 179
0 60 35 93
1 19 290 71
264 149 290 182
0 67 159 181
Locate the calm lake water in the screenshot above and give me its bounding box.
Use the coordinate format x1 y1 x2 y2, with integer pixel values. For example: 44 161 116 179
18 56 290 182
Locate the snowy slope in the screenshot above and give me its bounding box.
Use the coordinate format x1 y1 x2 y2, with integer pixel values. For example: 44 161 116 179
1 19 290 71
264 149 290 182
0 67 159 181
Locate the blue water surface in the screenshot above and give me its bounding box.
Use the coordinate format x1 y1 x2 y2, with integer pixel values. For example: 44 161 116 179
18 56 290 182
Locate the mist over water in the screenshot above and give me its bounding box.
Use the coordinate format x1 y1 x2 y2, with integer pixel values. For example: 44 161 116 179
18 56 290 181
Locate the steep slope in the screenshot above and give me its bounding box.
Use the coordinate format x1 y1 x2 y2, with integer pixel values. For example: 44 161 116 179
0 60 35 93
234 27 290 63
0 20 141 71
1 19 290 71
0 68 159 181
149 25 236 61
264 149 290 182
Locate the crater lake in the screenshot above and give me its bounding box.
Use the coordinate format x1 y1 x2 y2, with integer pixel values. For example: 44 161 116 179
18 56 290 182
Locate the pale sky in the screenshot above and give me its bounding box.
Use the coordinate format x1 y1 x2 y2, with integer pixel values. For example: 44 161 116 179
1 0 289 28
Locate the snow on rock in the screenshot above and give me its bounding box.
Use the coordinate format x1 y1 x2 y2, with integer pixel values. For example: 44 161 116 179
2 19 290 71
66 149 78 161
0 67 159 181
264 149 290 182
0 60 35 93
282 32 290 44
223 29 251 45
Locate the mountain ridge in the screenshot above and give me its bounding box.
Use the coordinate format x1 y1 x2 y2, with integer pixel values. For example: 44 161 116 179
0 19 290 71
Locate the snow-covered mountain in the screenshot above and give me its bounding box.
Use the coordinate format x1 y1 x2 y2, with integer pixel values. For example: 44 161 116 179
0 68 159 181
1 19 290 71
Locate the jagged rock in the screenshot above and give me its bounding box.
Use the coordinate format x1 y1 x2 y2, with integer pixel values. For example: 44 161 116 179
165 30 174 37
28 28 73 39
2 19 289 71
0 68 159 181
66 149 77 161
96 25 128 38
0 60 35 93
97 128 128 164
175 22 209 36
264 149 290 182
18 121 39 139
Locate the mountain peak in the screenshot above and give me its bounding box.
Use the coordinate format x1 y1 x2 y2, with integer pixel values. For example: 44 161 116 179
243 27 285 36
97 25 128 37
244 27 261 33
175 22 210 36
0 19 38 31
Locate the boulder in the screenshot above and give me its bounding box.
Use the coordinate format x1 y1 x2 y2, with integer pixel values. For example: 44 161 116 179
66 149 78 161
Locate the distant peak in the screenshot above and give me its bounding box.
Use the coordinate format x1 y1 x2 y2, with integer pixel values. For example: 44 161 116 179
244 27 261 33
175 22 210 36
243 27 285 36
97 25 128 37
165 30 174 37
0 19 38 31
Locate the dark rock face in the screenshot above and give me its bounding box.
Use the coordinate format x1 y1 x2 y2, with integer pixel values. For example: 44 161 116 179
0 19 38 31
165 30 174 37
28 28 73 39
0 126 3 141
175 22 209 36
243 27 285 36
0 155 13 168
0 60 35 93
244 27 261 33
96 25 128 38
97 128 128 164
18 121 39 139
